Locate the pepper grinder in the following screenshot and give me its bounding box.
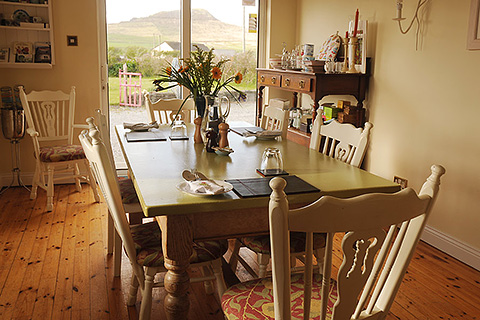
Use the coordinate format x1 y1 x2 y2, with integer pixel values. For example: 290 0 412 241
194 117 203 144
218 122 229 148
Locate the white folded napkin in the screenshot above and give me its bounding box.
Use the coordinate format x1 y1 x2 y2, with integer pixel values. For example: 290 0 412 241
123 121 159 131
243 130 282 138
187 180 225 195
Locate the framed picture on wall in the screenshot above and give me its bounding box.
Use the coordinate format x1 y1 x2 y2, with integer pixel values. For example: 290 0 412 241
0 48 9 62
348 20 367 74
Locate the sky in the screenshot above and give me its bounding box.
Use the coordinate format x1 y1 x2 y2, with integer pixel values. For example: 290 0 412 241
105 0 256 26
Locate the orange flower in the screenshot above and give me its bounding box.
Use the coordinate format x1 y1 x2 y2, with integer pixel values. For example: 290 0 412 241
211 67 222 80
182 65 189 73
234 72 243 84
166 67 172 76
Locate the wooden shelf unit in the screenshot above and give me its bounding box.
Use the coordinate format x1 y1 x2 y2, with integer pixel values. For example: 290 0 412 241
0 0 54 68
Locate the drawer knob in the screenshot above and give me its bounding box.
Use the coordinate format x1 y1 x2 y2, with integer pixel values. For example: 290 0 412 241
299 80 305 88
271 76 276 84
260 75 265 82
285 78 290 86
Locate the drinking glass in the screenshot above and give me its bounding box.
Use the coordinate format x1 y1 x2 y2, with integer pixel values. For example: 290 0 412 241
260 147 284 175
170 119 187 138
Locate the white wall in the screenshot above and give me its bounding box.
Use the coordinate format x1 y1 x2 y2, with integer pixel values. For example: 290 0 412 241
290 0 480 268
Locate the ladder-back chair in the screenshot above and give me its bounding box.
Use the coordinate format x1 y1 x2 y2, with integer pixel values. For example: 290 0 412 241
79 127 227 320
222 165 445 320
309 119 373 168
19 86 99 211
260 104 290 139
144 92 195 124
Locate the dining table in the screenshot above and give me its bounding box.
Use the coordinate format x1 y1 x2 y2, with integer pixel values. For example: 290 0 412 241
115 122 400 320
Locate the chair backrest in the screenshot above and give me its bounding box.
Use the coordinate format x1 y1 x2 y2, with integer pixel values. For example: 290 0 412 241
19 86 76 145
268 165 445 320
85 109 114 163
309 119 373 168
260 105 290 139
144 91 195 124
79 127 145 283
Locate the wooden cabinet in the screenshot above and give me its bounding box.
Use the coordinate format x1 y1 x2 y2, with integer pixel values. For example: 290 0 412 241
0 0 54 68
256 68 370 145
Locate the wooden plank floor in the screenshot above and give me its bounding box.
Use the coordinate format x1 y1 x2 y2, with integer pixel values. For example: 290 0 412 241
0 184 479 319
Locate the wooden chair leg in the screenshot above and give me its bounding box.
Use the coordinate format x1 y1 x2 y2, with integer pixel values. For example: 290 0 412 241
30 166 39 200
46 167 54 212
74 164 82 192
211 258 227 297
85 160 100 202
107 212 114 255
202 266 215 295
127 273 139 306
228 239 242 272
257 253 270 278
139 267 156 320
113 229 122 277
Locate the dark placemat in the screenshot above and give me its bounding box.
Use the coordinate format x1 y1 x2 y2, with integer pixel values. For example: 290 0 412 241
229 126 264 137
126 131 166 142
225 175 320 198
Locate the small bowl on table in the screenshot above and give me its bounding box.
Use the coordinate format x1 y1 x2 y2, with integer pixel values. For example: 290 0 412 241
213 147 234 156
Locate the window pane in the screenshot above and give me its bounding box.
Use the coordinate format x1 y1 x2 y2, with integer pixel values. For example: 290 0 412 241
191 0 258 124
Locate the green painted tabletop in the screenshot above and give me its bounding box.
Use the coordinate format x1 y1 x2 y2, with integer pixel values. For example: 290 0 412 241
115 124 400 217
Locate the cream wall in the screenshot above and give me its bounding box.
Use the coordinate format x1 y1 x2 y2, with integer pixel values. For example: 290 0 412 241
0 0 101 175
291 0 480 265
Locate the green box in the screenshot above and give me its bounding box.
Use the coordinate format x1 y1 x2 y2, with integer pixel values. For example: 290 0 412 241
323 106 340 120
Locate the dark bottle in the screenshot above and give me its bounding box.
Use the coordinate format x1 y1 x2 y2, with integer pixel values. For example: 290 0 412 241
205 129 218 152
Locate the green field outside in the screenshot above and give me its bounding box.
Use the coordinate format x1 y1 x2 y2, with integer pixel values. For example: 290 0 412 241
108 77 254 106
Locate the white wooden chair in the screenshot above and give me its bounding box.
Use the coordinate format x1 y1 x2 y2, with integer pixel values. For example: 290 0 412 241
231 117 373 278
309 118 373 168
222 165 445 320
86 112 145 277
144 91 195 124
19 86 100 211
260 104 290 139
79 126 227 320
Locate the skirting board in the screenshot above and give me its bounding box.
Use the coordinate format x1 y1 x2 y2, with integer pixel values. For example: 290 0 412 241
421 225 480 271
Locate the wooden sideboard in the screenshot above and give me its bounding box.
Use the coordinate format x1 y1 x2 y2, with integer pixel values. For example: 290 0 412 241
256 68 370 144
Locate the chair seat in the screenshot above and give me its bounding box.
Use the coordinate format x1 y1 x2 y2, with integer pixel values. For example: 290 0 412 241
39 144 86 162
221 273 338 320
131 222 229 267
117 175 140 204
241 232 326 254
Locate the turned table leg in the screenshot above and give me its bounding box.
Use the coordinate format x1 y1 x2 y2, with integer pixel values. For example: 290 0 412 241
156 215 193 320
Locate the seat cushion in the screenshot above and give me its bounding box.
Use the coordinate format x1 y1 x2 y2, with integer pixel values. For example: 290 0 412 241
131 222 228 267
39 144 86 162
241 232 327 254
117 175 140 204
221 273 338 319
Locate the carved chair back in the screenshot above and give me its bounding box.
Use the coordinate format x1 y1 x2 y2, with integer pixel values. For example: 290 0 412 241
309 119 372 167
268 165 445 320
144 92 195 124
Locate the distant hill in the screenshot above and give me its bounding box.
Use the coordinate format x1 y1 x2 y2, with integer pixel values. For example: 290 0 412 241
107 9 256 51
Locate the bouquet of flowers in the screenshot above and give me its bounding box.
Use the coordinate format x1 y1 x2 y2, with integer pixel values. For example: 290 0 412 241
153 45 245 118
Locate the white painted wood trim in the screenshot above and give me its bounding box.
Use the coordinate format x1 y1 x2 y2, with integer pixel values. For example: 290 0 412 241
421 225 480 271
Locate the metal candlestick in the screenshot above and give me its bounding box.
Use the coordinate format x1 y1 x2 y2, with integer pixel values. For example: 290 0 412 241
0 108 30 194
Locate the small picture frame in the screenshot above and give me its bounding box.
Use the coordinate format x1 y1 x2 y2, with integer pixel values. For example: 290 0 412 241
13 41 33 63
0 48 9 62
34 42 51 63
348 20 367 73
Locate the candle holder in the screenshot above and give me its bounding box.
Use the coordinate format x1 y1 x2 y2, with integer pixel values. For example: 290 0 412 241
347 36 359 74
341 38 349 73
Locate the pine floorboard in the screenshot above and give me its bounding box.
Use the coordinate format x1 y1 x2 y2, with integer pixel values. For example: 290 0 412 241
0 184 479 319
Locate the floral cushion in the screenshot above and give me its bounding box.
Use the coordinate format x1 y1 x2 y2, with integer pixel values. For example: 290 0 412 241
241 232 326 254
117 175 139 204
39 144 86 162
131 222 228 267
221 273 338 319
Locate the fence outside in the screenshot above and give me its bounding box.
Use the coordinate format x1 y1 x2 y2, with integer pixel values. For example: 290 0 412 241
119 64 142 107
